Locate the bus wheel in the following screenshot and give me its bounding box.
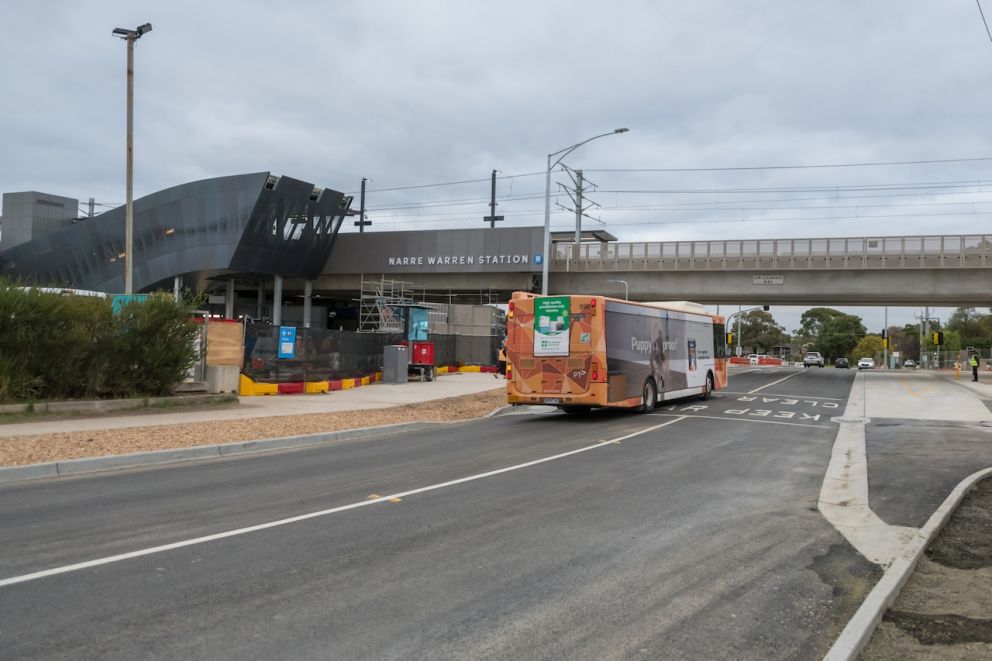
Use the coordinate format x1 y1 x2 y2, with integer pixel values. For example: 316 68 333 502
640 379 657 413
701 372 714 400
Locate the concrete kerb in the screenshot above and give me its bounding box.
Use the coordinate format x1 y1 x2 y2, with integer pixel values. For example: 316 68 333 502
0 393 237 418
0 421 439 485
823 465 992 661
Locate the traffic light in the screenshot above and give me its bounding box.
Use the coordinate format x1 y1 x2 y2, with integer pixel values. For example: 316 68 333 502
881 338 889 349
762 305 769 311
932 331 944 346
726 332 734 346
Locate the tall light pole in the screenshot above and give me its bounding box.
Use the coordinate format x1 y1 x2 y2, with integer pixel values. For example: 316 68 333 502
112 22 152 295
541 128 628 295
726 305 769 357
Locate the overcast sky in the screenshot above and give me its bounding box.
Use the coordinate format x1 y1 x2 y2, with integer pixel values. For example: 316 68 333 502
2 1 989 332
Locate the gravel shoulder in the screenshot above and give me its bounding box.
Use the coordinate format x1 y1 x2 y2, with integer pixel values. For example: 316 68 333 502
0 388 507 467
860 476 992 659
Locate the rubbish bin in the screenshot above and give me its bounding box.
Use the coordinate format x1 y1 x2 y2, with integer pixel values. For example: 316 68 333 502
383 345 409 384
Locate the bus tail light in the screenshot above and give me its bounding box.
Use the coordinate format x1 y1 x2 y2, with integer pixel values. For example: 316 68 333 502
591 359 603 382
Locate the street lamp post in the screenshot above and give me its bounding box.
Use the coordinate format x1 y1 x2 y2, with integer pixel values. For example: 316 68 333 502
726 304 769 357
541 128 628 296
607 279 628 300
112 22 152 296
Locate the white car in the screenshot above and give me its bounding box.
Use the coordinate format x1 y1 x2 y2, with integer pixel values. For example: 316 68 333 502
803 352 824 367
903 359 916 369
857 357 875 370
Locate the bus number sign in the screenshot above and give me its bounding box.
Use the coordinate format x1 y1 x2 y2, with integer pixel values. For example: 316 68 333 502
534 296 571 356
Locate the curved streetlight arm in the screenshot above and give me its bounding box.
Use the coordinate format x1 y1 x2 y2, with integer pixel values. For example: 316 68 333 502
541 128 628 295
548 129 625 171
726 305 769 357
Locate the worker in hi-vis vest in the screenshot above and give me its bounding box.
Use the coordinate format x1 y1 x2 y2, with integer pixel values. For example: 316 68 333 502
970 352 980 382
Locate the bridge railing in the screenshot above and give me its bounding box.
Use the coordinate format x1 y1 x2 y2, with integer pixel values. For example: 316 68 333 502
553 234 992 271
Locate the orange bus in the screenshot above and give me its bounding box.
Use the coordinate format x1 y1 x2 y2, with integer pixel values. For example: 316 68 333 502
505 291 728 413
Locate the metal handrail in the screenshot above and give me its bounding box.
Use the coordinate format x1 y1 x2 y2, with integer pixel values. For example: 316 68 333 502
552 234 991 271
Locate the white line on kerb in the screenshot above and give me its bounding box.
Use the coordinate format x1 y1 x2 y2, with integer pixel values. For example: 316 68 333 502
747 371 802 394
0 417 687 589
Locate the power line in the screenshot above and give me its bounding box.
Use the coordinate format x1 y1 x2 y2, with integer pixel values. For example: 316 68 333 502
978 0 992 47
351 171 544 194
594 209 992 228
364 179 992 213
595 179 992 195
585 155 992 173
345 155 992 196
367 196 992 221
347 207 992 229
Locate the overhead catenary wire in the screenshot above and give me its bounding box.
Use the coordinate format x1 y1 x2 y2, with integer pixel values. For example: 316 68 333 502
977 0 992 47
347 155 992 196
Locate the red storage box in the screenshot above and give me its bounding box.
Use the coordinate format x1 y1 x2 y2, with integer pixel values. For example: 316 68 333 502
411 341 435 366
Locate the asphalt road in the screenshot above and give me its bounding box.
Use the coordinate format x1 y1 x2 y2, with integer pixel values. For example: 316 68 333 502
0 368 910 659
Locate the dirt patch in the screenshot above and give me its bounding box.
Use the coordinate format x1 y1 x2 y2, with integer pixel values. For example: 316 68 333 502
860 476 992 659
882 611 992 646
925 478 992 570
0 388 508 467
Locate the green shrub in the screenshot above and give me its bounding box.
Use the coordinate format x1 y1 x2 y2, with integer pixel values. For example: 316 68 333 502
109 296 200 397
0 280 200 402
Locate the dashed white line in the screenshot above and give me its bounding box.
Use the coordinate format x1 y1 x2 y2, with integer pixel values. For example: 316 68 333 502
0 416 687 589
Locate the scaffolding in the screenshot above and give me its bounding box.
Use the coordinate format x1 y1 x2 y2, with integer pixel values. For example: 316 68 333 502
357 275 415 333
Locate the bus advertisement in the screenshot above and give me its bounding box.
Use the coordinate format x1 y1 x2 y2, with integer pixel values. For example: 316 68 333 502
506 291 727 413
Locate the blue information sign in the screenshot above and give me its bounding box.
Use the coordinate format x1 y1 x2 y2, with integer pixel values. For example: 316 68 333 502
277 326 297 359
111 293 150 314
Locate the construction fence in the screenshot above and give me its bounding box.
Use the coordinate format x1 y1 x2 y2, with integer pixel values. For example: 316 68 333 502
243 325 500 384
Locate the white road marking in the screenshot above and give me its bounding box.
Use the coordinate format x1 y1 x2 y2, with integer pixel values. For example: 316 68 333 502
746 371 802 394
721 391 843 400
817 373 916 566
653 413 825 428
0 417 687 589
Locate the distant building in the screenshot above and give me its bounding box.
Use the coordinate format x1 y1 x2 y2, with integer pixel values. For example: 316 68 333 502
0 191 79 250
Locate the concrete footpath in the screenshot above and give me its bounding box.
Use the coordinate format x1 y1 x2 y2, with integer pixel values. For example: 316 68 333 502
0 372 505 438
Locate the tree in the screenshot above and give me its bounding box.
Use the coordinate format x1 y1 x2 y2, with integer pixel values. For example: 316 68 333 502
817 314 866 360
738 310 789 353
899 323 920 361
849 335 884 362
947 307 991 350
793 307 847 344
885 325 912 360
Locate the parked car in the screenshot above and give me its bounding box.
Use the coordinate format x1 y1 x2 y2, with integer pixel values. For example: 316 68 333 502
835 357 850 369
803 352 824 367
903 359 916 369
857 357 875 370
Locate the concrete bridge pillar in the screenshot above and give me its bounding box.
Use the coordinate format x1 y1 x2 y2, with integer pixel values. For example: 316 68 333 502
303 280 313 328
224 279 235 320
256 280 265 320
273 275 283 326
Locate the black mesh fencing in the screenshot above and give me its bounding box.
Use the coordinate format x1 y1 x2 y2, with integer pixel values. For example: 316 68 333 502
243 325 499 383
